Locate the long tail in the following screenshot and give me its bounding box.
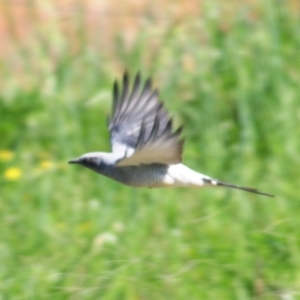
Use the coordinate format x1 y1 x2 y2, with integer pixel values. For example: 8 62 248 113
203 178 274 197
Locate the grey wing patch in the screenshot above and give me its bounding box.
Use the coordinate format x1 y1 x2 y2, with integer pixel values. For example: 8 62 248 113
109 72 184 166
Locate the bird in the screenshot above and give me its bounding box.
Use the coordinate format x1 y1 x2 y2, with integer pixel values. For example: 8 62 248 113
68 72 274 197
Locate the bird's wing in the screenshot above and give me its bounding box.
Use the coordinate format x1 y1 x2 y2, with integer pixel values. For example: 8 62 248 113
108 72 184 167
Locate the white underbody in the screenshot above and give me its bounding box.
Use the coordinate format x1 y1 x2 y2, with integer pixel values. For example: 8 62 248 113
161 164 216 188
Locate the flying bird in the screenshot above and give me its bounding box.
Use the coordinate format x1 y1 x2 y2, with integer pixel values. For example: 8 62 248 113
69 72 273 197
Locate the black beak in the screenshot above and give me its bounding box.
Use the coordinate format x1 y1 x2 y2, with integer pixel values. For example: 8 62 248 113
68 158 80 164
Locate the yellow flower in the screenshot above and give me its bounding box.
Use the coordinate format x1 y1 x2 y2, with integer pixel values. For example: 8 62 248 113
39 160 53 170
4 167 22 181
77 222 93 233
0 150 14 162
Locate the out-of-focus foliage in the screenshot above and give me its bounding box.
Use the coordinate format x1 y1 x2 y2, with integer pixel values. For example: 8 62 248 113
0 1 299 299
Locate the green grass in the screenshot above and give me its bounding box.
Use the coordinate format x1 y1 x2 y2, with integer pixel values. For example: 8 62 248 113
1 1 300 299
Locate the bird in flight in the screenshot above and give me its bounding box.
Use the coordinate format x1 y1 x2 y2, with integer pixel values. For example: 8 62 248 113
69 72 273 197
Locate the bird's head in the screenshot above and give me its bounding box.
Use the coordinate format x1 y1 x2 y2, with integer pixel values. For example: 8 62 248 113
68 152 105 172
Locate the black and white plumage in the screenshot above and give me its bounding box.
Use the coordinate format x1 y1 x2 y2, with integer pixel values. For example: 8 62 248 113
69 72 274 197
109 72 183 167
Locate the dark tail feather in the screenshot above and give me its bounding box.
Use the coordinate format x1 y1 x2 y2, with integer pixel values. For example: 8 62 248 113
204 179 274 197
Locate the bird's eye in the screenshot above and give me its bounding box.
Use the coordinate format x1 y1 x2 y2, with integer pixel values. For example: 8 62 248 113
83 157 91 163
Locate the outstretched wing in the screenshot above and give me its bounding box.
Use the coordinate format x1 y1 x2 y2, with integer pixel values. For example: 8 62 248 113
108 72 184 166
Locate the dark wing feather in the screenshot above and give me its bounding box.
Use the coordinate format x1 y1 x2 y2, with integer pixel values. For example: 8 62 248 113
109 72 184 166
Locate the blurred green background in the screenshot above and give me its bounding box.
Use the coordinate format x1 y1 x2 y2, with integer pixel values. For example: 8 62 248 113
0 0 299 299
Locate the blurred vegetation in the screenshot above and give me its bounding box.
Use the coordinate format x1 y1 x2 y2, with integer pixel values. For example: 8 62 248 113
0 0 300 299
